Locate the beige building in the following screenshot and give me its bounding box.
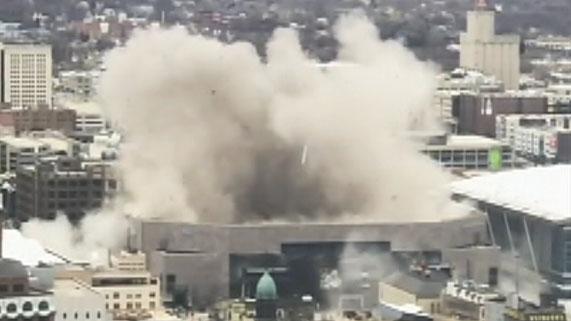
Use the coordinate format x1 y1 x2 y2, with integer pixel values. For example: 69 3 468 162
378 271 447 315
459 0 520 90
1 43 52 108
90 252 161 320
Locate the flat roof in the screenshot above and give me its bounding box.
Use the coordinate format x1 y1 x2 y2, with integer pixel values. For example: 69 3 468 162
0 136 46 149
450 165 571 222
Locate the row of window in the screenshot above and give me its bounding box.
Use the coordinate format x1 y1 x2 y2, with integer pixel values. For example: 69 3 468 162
0 300 50 313
106 302 156 310
61 311 103 319
109 292 156 299
0 283 24 293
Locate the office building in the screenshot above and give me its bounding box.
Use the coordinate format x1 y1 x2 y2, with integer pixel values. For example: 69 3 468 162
0 134 80 175
0 137 50 174
451 165 571 298
0 43 52 109
14 157 117 222
459 0 520 90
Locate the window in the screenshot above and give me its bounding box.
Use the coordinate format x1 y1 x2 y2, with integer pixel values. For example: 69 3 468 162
0 284 7 292
97 312 101 319
113 303 120 310
39 301 49 311
135 294 141 299
7 303 17 313
13 284 24 292
126 303 133 309
126 294 132 299
86 312 90 319
150 302 156 309
113 292 119 299
63 313 67 319
74 313 78 319
150 292 156 298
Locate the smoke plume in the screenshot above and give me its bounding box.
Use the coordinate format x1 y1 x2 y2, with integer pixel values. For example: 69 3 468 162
99 12 464 223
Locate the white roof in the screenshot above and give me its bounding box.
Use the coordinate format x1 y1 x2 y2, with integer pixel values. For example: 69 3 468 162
446 135 503 148
0 136 46 149
451 165 571 221
2 229 65 266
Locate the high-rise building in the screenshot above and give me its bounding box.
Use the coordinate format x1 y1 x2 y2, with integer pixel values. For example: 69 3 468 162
0 42 53 109
459 0 520 90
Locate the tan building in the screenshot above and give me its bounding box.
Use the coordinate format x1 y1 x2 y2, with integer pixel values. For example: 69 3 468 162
459 0 520 90
1 43 53 108
378 271 448 315
91 270 160 320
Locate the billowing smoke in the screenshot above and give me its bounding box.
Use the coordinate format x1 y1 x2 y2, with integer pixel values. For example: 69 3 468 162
100 12 464 223
23 12 470 261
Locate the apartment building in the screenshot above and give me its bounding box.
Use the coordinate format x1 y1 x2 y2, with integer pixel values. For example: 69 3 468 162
0 43 52 109
496 114 571 163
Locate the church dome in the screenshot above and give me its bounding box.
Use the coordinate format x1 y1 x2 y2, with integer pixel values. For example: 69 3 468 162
255 271 278 300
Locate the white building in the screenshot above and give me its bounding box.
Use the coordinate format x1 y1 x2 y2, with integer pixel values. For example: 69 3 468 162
58 70 101 98
53 278 110 321
1 43 53 109
459 0 520 90
421 134 516 170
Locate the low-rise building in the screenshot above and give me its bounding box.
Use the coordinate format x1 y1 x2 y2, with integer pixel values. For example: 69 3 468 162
379 270 448 316
496 114 571 163
53 278 110 321
0 107 76 135
417 132 517 170
0 258 55 321
91 270 160 320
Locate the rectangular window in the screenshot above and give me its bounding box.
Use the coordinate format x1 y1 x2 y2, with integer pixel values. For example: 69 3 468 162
113 292 120 299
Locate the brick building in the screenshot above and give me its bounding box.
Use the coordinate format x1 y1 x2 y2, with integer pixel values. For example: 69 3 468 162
0 108 76 135
453 94 547 137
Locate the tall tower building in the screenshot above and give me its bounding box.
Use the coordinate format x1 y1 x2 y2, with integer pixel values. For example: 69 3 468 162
0 42 53 109
460 0 520 90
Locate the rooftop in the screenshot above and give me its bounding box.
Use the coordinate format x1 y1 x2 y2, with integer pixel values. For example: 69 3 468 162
2 229 64 266
450 165 571 222
0 136 46 149
384 270 448 299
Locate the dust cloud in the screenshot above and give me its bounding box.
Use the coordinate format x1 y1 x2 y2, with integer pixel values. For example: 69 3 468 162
22 12 470 262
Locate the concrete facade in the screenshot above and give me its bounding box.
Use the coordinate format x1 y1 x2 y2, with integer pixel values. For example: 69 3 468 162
459 7 520 90
1 43 52 108
132 216 489 308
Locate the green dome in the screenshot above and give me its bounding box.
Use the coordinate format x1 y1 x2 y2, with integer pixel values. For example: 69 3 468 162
255 272 278 300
